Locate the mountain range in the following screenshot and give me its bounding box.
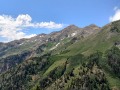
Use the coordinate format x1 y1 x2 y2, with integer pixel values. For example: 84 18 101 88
0 20 120 90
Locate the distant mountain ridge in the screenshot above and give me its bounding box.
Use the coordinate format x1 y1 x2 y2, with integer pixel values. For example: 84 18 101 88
0 24 100 58
0 24 101 73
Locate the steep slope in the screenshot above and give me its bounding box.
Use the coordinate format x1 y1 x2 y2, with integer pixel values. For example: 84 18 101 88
62 21 120 56
0 20 120 90
0 24 100 73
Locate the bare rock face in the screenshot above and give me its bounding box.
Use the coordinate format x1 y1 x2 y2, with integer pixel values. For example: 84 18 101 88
82 24 101 37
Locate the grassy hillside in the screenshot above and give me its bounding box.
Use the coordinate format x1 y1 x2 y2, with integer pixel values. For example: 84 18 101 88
61 21 120 56
0 20 120 90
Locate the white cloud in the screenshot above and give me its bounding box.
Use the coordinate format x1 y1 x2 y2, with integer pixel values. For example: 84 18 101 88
0 14 63 42
109 7 120 22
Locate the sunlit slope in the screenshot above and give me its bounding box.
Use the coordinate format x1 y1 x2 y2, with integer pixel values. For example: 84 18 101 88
61 20 120 56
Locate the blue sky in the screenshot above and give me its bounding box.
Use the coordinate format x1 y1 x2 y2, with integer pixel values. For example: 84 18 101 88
0 0 120 42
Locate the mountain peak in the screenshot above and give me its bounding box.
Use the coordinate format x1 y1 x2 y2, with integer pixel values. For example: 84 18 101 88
84 24 101 31
66 24 80 28
85 24 100 28
62 24 80 32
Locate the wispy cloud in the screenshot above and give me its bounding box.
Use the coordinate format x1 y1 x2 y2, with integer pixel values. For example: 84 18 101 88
0 14 63 42
109 7 120 22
